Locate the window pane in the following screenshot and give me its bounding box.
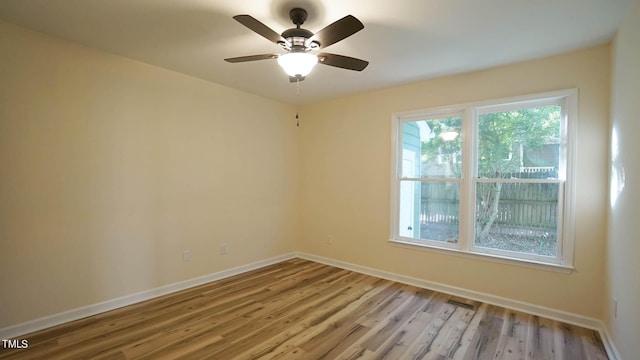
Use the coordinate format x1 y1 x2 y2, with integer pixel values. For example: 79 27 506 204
477 106 561 179
474 182 559 257
402 117 462 178
399 181 459 242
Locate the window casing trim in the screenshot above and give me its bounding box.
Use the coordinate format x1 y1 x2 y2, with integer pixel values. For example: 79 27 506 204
389 89 578 270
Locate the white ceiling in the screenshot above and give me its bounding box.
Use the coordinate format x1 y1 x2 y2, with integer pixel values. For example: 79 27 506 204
0 0 631 105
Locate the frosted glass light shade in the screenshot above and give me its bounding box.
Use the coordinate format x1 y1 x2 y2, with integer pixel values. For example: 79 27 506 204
277 52 318 77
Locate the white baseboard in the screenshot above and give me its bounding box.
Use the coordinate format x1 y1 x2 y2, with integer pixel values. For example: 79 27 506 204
296 252 620 360
597 321 622 360
0 252 297 340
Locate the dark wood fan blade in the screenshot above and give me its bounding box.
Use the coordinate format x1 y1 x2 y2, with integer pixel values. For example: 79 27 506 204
308 15 364 48
224 54 279 63
317 53 369 71
233 15 287 44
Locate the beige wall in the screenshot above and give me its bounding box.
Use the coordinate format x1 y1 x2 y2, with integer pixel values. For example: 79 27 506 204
299 45 611 319
0 21 298 327
607 0 640 357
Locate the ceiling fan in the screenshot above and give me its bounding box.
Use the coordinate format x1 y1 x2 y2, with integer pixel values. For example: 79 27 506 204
224 8 369 82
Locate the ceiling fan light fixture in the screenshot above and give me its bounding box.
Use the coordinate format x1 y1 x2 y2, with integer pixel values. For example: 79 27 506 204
277 52 318 77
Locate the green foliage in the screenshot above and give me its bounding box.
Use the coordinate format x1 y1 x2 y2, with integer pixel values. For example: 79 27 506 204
419 116 463 177
477 106 560 177
419 106 560 178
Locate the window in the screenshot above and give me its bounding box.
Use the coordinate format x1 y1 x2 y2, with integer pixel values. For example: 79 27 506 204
390 90 577 269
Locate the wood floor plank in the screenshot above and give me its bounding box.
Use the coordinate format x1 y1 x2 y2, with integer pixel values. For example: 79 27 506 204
367 293 439 359
259 277 391 356
179 272 382 359
0 259 609 360
438 307 476 358
301 323 370 359
359 288 433 352
458 304 504 360
406 301 458 359
252 278 395 360
579 328 608 360
526 315 557 360
451 303 484 360
264 346 310 360
554 321 587 360
492 309 529 360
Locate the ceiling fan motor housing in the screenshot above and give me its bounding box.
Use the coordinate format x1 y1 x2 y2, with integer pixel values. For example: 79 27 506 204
281 8 319 50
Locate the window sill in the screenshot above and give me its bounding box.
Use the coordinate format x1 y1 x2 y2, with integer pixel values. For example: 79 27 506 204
389 238 574 274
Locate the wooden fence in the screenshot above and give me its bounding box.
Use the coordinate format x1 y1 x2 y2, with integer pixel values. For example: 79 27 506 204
419 181 558 237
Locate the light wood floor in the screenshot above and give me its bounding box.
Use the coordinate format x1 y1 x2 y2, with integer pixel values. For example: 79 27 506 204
0 258 608 360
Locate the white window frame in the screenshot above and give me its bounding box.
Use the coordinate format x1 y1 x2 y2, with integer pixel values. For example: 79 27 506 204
390 89 577 271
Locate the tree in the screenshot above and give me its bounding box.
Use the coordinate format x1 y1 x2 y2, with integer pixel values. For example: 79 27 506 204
420 106 560 240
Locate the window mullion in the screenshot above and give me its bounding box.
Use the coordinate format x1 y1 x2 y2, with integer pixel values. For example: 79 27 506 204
459 108 475 252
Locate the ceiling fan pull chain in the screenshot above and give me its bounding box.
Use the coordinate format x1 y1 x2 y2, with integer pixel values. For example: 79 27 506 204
296 78 301 127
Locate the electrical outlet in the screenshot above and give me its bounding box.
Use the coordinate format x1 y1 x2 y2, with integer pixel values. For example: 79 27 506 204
220 242 228 255
613 298 618 319
183 250 190 263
